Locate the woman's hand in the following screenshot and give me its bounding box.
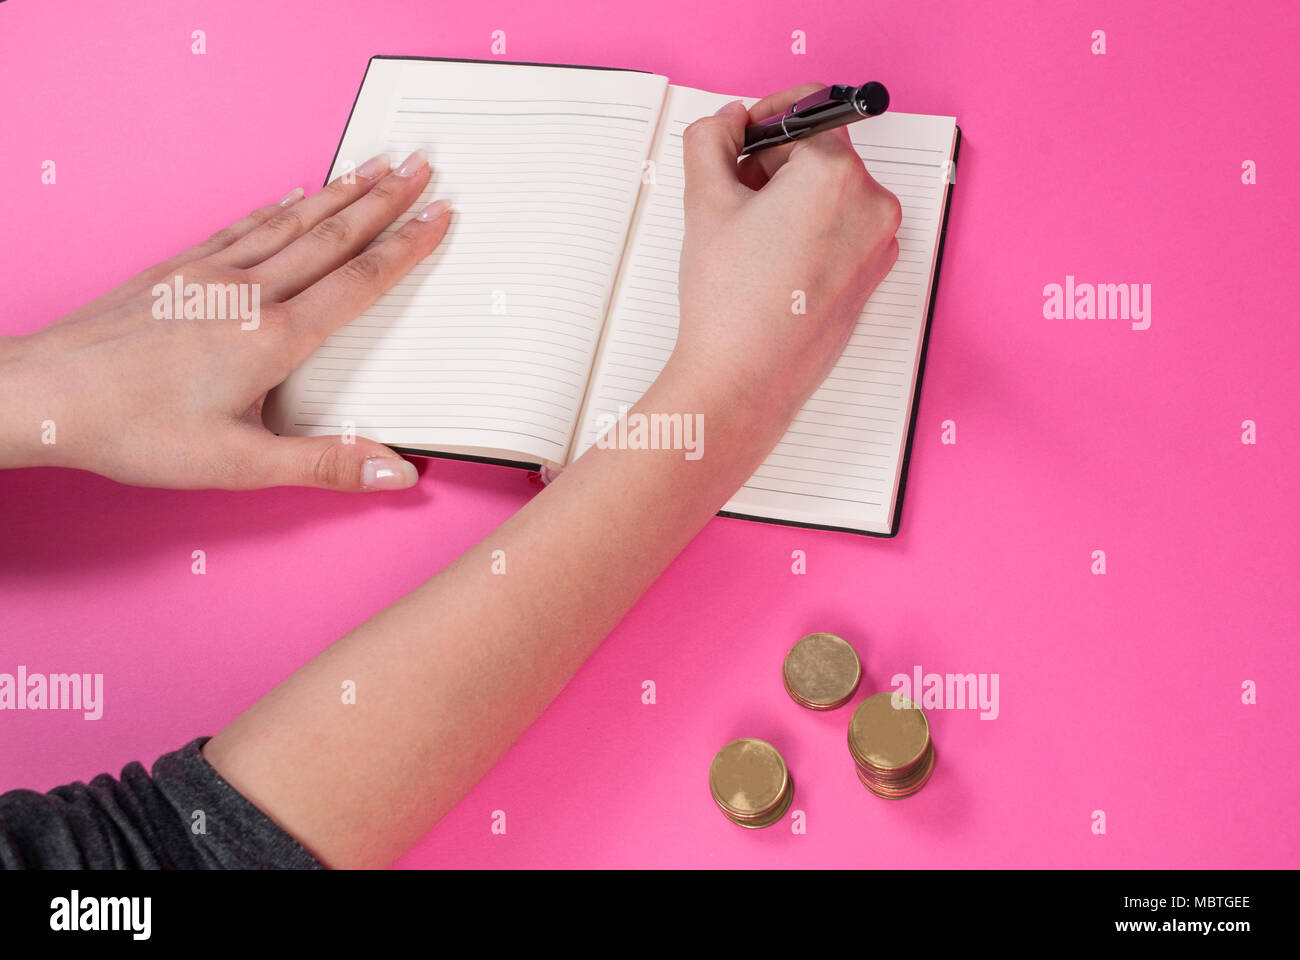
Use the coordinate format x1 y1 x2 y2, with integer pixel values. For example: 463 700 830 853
670 85 903 435
0 150 449 492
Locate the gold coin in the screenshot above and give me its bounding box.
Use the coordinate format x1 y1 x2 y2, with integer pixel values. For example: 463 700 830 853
848 692 931 772
855 744 936 799
725 773 796 829
782 633 862 710
709 738 791 826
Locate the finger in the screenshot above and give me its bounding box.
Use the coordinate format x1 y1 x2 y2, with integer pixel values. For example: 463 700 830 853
734 81 827 190
231 428 421 493
680 100 751 224
782 120 866 174
57 190 302 325
747 81 828 126
201 190 307 254
211 153 394 269
278 200 451 364
250 150 433 301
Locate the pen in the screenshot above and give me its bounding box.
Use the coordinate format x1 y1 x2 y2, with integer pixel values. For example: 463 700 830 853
740 82 889 155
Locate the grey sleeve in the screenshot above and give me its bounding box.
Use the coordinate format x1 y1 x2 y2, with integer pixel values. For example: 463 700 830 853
0 737 323 870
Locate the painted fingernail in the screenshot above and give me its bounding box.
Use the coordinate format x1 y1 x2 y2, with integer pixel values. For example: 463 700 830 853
278 187 304 206
361 457 418 491
394 148 429 177
416 199 452 222
355 153 390 180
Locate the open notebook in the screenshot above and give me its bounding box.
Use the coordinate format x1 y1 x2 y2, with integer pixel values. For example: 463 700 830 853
265 57 960 536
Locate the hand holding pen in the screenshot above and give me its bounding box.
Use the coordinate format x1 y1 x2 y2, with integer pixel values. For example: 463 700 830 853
742 81 889 155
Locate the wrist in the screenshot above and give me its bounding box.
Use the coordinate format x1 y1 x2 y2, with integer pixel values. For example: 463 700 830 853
0 332 66 471
643 357 798 477
656 352 801 448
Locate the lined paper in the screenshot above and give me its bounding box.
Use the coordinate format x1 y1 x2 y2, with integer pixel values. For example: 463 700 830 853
266 59 667 464
573 84 957 533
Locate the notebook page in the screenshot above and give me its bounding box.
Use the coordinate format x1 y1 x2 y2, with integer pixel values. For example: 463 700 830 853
265 59 668 465
571 84 956 533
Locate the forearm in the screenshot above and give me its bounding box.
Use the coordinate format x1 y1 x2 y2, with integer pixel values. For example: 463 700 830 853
203 361 793 868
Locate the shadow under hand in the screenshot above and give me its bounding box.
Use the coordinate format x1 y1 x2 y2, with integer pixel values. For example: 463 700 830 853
0 463 435 579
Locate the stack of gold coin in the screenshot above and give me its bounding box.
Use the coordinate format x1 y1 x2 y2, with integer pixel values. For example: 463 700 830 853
782 632 862 710
708 738 794 828
847 692 935 798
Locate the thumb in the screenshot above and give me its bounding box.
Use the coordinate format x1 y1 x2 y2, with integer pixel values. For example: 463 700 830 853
240 431 420 492
681 99 749 222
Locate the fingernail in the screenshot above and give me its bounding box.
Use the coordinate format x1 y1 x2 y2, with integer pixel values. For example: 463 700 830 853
356 153 391 180
278 187 304 206
416 199 451 222
394 149 429 177
361 457 418 491
713 99 744 117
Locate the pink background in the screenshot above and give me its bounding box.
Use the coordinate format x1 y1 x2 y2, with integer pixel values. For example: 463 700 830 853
1 0 1297 868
